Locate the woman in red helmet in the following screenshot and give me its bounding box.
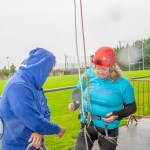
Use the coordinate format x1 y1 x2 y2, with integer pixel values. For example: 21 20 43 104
68 46 136 150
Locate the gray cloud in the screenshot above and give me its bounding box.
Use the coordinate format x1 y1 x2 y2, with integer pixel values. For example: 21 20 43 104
0 0 150 69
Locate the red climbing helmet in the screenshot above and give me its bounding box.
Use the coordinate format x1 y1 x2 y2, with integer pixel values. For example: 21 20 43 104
93 46 116 67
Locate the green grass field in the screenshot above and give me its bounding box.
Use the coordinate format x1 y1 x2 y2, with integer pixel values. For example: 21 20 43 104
0 70 150 150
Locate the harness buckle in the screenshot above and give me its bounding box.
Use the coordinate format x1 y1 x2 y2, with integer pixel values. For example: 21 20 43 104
92 115 102 120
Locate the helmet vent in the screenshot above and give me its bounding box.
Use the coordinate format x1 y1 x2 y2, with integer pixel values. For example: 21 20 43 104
97 60 101 65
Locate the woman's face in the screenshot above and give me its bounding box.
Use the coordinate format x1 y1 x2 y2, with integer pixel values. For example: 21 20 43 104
95 65 110 78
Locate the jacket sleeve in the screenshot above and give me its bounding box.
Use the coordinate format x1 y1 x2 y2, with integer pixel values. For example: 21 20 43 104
72 71 88 110
72 88 81 110
72 68 93 110
8 84 60 135
112 101 137 120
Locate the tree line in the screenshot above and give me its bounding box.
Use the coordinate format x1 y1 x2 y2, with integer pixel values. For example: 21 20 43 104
0 37 150 79
115 38 150 70
0 64 16 79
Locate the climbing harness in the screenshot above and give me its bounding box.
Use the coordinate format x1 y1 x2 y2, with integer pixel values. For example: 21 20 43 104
26 144 45 150
92 125 118 146
82 121 118 148
86 121 117 145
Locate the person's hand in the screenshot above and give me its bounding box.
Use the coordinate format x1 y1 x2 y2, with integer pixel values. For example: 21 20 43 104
68 103 75 112
28 132 43 149
102 112 118 122
56 126 65 138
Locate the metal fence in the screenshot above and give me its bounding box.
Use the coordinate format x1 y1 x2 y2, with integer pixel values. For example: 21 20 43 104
130 79 150 116
44 76 150 117
0 77 149 149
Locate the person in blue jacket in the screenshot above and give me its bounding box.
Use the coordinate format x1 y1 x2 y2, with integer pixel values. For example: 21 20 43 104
0 48 65 150
68 46 136 150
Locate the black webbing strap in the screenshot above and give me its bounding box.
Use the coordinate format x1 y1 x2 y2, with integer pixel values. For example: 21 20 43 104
92 115 109 138
92 125 118 146
83 115 118 146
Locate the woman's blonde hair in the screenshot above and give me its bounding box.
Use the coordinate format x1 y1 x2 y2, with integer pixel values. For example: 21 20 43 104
109 64 122 81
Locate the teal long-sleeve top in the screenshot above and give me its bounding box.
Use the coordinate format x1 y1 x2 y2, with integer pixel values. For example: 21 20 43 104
77 68 135 129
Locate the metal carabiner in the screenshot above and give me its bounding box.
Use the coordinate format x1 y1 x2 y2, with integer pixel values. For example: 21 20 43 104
26 144 44 150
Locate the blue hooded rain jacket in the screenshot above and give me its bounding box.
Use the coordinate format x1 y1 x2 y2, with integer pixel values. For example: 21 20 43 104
0 48 60 150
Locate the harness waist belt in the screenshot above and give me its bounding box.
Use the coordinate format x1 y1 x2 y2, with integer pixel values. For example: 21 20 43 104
92 115 102 120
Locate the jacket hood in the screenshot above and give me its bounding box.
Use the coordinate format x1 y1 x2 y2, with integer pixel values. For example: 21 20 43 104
19 48 56 90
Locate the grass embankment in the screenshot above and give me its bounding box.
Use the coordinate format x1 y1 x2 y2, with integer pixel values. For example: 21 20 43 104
0 70 150 149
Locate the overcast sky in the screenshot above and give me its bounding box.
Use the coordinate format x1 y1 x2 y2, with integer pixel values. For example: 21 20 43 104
0 0 150 69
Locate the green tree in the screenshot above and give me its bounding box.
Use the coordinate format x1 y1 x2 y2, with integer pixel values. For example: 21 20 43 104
10 63 16 75
115 37 150 70
143 38 150 69
2 66 10 77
